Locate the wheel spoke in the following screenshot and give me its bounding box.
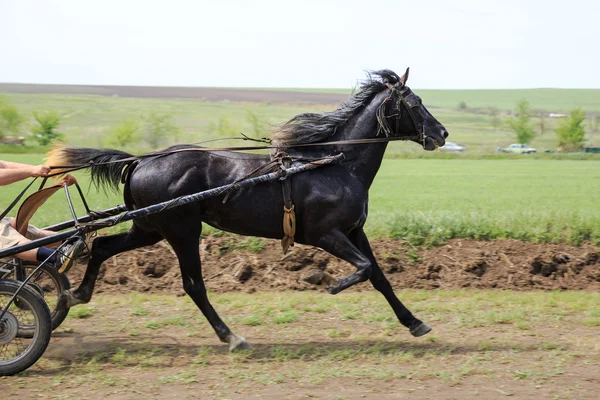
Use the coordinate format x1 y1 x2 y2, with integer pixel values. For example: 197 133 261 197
0 280 51 376
0 293 34 360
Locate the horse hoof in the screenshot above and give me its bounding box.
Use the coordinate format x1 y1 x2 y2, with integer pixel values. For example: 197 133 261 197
56 293 69 311
57 289 83 310
228 334 252 352
410 322 432 337
326 285 341 295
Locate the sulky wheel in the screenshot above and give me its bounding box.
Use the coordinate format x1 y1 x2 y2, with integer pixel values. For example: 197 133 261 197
0 261 70 336
0 279 52 376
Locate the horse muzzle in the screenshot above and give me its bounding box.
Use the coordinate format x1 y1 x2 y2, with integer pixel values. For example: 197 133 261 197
423 136 441 151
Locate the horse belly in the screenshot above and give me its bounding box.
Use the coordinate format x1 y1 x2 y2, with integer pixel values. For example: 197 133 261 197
197 185 285 239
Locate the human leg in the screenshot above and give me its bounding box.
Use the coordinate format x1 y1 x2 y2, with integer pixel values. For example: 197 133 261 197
1 217 81 266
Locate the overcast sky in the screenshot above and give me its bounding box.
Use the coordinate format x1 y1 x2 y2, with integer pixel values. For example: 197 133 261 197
1 0 598 89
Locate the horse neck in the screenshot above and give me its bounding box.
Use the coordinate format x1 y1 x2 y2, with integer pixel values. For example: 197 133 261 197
332 90 390 188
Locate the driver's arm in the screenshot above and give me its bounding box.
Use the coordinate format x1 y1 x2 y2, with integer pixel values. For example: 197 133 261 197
0 161 50 186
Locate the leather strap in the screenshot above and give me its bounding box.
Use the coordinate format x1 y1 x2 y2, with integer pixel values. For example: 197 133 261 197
46 136 423 175
280 155 295 254
0 178 38 221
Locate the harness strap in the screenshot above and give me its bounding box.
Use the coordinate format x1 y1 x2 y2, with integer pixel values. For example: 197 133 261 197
47 136 423 174
0 178 38 221
280 155 295 254
282 204 295 254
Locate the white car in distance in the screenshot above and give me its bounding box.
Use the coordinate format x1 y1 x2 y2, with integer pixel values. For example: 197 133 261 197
439 141 466 152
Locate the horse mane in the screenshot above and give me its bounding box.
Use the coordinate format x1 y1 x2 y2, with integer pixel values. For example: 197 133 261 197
271 70 401 146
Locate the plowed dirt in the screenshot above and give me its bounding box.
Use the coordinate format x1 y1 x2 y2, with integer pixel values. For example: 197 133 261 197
68 237 600 294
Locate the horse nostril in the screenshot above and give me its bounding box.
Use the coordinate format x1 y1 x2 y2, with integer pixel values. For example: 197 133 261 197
443 131 449 139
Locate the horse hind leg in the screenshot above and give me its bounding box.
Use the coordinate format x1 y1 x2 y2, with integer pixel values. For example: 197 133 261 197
58 226 163 309
165 233 250 352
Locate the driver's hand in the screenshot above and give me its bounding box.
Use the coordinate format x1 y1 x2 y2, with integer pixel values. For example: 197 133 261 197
30 165 51 177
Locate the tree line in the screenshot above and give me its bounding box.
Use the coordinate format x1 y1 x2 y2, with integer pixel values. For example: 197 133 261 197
459 98 593 151
0 95 180 149
507 99 588 151
1 93 593 152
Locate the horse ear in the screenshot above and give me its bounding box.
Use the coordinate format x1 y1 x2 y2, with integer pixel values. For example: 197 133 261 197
399 68 410 86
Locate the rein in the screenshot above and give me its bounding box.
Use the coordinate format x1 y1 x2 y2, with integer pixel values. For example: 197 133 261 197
46 136 421 174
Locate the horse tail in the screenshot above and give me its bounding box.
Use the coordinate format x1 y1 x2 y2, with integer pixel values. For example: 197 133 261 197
46 146 136 193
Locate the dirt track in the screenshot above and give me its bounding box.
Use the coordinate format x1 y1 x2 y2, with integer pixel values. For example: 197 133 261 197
68 237 600 294
2 237 598 400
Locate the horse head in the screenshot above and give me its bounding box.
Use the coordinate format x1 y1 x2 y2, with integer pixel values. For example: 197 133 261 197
377 68 448 150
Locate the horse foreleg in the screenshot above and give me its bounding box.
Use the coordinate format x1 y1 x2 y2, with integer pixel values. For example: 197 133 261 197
58 228 163 309
167 236 250 352
349 228 431 337
317 230 373 294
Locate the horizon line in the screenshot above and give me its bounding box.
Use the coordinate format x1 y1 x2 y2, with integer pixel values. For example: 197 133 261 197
1 82 599 91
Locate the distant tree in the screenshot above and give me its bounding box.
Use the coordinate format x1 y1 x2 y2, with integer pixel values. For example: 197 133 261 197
506 99 536 144
556 108 586 152
458 101 468 111
0 96 24 140
108 117 141 147
488 106 501 132
208 116 240 137
538 111 546 135
143 112 179 149
246 111 268 137
32 111 62 145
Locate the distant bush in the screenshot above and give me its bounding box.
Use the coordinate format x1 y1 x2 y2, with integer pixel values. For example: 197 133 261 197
556 108 586 152
458 101 468 110
506 99 536 144
108 117 141 147
32 111 62 145
0 96 24 140
246 111 268 137
208 116 241 137
143 112 179 149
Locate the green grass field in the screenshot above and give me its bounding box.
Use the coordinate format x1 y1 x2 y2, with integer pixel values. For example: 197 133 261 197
1 154 598 246
271 87 600 112
3 90 600 155
415 88 600 112
3 93 321 151
368 158 600 245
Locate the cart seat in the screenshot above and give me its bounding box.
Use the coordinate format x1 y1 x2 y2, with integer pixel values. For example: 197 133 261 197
15 184 63 235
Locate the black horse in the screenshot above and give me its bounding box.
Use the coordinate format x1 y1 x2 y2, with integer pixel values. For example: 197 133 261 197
50 69 448 351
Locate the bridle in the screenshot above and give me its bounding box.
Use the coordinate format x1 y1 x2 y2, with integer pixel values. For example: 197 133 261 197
376 82 434 148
